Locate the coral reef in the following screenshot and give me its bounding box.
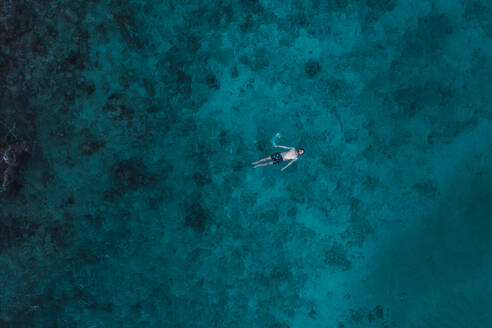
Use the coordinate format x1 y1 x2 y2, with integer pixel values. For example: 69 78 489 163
0 0 491 327
0 140 28 193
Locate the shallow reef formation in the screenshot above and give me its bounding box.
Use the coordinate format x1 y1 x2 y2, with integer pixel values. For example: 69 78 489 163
1 0 492 327
0 140 29 192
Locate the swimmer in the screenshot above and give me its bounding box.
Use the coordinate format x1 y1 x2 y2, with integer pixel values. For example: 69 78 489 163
252 145 304 171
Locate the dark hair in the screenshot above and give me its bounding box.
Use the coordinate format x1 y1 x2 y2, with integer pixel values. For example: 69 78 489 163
299 148 305 153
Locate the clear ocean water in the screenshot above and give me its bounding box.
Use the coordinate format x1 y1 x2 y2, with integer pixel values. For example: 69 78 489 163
1 0 491 327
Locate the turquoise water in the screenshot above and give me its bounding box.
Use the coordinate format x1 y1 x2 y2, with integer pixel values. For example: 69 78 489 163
1 0 492 327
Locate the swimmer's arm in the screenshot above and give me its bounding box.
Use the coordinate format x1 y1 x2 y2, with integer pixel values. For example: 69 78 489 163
281 159 296 171
274 145 293 149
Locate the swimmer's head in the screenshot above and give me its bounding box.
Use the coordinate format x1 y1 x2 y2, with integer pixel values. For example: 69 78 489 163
297 148 305 155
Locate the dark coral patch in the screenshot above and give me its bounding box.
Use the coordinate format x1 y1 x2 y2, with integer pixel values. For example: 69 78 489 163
304 59 321 77
205 74 220 89
76 244 102 265
76 79 96 97
324 0 350 12
342 215 374 247
111 158 156 191
114 11 144 50
324 241 351 271
102 93 135 124
240 0 264 14
374 304 384 320
231 66 239 78
45 217 74 248
211 1 233 28
185 202 208 233
253 48 269 70
366 0 396 13
0 215 39 251
348 305 385 325
80 138 105 156
0 4 36 45
193 172 212 187
218 130 229 146
64 50 85 70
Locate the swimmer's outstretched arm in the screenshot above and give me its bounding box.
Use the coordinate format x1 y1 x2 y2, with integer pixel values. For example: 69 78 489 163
281 159 296 171
274 145 293 149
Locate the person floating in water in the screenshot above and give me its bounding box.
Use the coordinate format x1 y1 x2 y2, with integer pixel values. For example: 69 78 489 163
252 145 304 171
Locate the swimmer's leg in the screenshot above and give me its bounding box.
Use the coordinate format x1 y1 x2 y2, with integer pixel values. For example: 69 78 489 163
251 157 271 165
254 161 274 168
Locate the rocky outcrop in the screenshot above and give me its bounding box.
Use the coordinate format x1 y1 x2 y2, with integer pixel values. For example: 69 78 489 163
0 140 28 192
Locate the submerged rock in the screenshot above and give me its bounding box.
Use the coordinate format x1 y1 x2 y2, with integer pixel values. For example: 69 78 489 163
0 140 29 193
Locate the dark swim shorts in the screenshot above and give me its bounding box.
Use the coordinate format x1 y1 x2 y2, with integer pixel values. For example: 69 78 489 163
271 152 283 164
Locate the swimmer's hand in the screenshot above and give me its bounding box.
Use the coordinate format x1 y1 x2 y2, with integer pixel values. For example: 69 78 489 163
281 159 295 171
